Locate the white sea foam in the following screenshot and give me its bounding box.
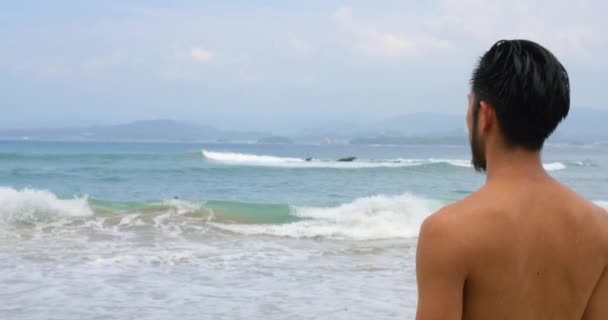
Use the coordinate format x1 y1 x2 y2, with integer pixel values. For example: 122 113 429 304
203 150 471 169
427 158 472 168
202 150 305 165
543 162 567 171
203 150 568 171
118 214 144 227
210 193 443 240
88 251 194 267
0 187 93 223
160 199 203 215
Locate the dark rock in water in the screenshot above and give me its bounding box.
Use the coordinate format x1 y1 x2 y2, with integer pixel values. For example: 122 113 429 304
305 157 312 162
337 156 356 162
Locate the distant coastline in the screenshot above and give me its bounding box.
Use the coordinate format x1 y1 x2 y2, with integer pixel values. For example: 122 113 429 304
2 108 607 145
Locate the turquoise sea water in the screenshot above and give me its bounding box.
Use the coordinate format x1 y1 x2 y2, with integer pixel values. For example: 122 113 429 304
1 141 606 319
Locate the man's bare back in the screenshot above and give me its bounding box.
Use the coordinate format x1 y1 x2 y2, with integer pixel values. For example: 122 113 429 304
416 173 608 319
416 40 608 319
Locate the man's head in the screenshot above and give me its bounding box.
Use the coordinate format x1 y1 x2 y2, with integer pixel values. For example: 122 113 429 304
467 40 570 172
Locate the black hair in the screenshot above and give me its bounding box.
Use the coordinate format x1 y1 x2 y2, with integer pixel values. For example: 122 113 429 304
471 39 570 150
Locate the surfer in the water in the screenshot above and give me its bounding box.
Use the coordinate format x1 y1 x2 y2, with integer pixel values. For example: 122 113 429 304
416 40 608 319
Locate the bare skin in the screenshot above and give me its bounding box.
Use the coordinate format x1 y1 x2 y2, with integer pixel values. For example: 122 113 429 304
415 96 608 319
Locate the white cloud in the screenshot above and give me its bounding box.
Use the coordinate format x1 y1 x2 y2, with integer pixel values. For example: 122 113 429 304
333 6 451 59
190 47 215 63
334 6 416 58
330 1 607 65
436 0 608 64
357 29 415 58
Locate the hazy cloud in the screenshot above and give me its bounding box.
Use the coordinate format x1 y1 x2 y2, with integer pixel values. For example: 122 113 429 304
333 6 452 58
437 0 608 64
334 6 415 58
190 47 215 63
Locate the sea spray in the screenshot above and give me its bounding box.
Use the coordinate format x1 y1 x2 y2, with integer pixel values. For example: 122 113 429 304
210 193 444 240
0 187 93 223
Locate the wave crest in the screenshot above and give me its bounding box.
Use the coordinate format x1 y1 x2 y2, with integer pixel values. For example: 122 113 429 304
202 150 567 171
0 187 93 223
543 162 566 171
203 150 471 169
210 193 443 240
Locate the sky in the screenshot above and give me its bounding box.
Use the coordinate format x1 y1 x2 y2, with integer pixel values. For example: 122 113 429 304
1 0 607 132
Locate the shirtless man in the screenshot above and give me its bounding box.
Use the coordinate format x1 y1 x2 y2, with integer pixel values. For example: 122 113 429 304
416 40 608 319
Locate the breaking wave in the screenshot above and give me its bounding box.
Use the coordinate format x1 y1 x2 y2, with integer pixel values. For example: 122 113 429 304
5 186 599 241
0 186 443 241
203 150 471 169
210 193 444 240
202 150 568 171
0 187 93 223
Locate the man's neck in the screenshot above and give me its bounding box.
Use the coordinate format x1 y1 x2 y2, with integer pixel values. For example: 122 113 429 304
485 147 548 183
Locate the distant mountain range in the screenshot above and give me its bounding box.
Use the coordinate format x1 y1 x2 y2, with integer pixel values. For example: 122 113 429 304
293 107 608 145
0 119 272 143
1 107 606 144
349 107 608 145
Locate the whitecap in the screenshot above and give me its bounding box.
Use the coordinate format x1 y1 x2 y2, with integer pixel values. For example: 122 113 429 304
202 150 471 169
210 193 444 240
0 187 93 223
543 162 567 171
203 150 568 171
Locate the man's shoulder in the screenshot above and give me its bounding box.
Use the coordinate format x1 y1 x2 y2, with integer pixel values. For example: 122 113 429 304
417 204 473 275
419 202 469 242
567 194 608 271
419 190 506 262
557 185 608 247
419 194 487 254
421 189 495 234
533 182 608 261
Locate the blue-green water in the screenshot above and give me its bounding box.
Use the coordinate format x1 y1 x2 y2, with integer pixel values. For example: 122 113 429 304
1 141 606 319
5 141 605 205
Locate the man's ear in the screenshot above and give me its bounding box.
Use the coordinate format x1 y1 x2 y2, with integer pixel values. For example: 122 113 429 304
479 101 496 132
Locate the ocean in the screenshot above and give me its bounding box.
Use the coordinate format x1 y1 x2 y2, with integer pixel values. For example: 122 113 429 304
1 141 606 319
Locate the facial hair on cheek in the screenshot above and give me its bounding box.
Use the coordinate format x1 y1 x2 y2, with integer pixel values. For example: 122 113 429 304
470 113 487 172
